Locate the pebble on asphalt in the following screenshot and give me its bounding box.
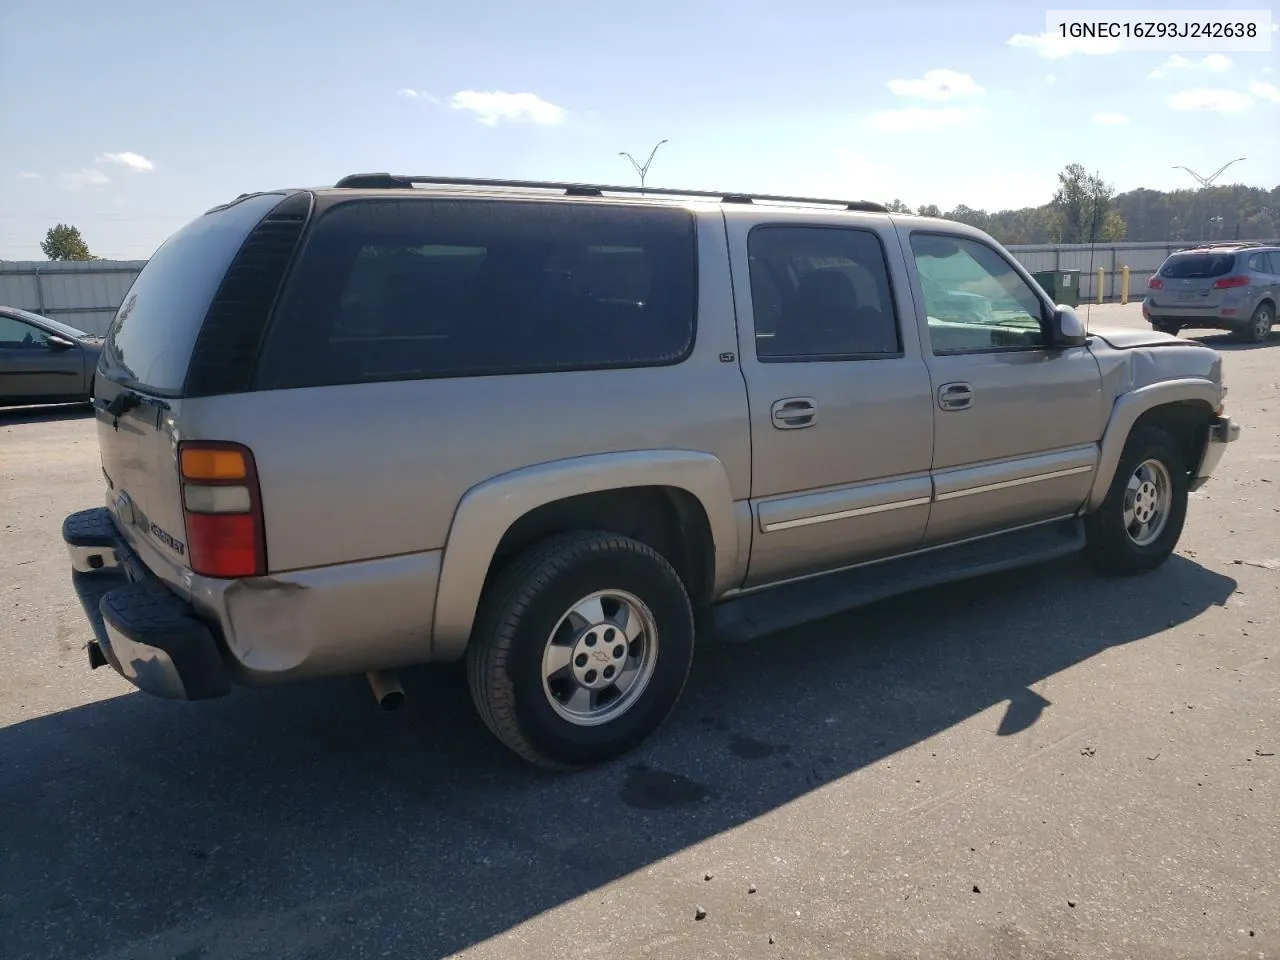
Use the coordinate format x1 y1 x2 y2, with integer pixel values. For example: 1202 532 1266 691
694 907 707 921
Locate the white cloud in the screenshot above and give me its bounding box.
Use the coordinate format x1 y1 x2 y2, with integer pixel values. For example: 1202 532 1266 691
1264 66 1275 75
397 88 441 104
1166 88 1254 113
16 171 42 180
864 106 982 133
887 68 984 101
97 151 155 172
1148 53 1233 79
1250 81 1280 103
1092 112 1131 125
62 168 111 190
449 90 566 126
1006 30 1121 59
1045 74 1058 84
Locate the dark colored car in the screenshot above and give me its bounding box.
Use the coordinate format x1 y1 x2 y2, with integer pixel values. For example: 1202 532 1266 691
0 305 104 407
1143 242 1280 343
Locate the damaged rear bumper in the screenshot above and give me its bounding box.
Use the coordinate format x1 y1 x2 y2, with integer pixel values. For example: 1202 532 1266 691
62 507 230 700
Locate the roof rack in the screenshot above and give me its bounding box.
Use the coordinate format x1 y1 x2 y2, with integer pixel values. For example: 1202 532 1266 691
331 173 890 213
1184 240 1269 250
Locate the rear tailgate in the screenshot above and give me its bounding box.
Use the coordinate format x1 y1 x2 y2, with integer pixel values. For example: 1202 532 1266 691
92 192 304 587
1150 252 1235 310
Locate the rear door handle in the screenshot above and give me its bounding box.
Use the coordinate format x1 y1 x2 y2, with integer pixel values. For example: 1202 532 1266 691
938 382 973 411
771 397 818 429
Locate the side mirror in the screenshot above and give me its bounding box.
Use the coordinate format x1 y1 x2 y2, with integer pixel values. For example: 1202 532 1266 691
1048 305 1087 348
47 335 76 351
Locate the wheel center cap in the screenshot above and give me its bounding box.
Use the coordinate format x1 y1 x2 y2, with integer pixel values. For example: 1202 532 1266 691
569 626 630 690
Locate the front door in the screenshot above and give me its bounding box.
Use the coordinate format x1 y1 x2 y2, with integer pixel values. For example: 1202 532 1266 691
728 212 936 587
0 315 83 402
901 229 1105 546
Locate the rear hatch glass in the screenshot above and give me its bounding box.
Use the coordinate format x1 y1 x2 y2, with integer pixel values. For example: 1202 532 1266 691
93 192 294 578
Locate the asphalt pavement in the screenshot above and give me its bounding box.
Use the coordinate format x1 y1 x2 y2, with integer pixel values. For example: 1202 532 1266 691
1 304 1277 960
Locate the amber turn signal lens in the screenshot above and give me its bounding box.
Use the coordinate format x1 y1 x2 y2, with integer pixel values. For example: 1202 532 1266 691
180 447 247 481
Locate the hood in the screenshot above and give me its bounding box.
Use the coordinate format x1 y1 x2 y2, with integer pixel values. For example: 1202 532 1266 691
1086 325 1196 350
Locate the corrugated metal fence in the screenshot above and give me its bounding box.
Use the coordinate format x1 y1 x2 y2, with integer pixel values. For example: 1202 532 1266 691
0 260 147 335
4 239 1278 335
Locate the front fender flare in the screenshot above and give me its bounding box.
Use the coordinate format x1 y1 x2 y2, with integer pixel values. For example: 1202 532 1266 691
1085 377 1220 512
430 450 740 661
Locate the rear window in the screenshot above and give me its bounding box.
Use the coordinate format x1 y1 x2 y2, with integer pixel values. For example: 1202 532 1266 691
97 193 291 396
1160 253 1236 279
252 198 697 389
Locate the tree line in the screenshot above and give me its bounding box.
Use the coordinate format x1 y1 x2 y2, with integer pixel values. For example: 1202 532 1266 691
886 164 1280 247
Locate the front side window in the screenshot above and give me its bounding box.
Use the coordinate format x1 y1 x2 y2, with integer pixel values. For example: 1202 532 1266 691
747 225 902 361
0 316 49 348
253 198 697 389
910 233 1047 353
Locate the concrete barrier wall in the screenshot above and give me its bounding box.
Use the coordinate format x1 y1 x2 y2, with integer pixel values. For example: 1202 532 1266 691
4 239 1278 335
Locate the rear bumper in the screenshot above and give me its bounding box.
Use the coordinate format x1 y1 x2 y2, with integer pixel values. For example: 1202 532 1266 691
1190 415 1240 492
1143 299 1253 329
63 507 230 700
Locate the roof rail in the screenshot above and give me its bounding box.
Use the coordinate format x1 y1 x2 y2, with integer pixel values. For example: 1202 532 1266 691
1185 240 1269 250
331 173 890 213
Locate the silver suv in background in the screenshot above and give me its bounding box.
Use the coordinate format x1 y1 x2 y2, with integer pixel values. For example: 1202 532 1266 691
1144 242 1280 343
61 175 1239 769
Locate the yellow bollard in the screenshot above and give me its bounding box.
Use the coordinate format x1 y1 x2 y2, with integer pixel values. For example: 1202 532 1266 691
1096 266 1105 305
1121 265 1130 306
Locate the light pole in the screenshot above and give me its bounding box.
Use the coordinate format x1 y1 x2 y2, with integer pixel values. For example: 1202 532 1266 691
619 140 668 190
1205 216 1224 242
1172 158 1246 188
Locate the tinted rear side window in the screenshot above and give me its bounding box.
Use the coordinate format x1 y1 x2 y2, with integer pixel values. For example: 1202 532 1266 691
253 198 698 389
1160 253 1236 279
97 193 292 396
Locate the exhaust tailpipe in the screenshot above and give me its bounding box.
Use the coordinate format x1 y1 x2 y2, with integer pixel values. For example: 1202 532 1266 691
367 670 406 711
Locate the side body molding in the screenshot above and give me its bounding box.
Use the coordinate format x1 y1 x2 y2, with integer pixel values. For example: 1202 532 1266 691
1085 377 1221 512
430 450 742 661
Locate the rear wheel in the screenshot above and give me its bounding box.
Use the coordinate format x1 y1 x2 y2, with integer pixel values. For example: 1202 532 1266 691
1243 302 1273 344
466 531 695 769
1083 426 1188 575
1152 321 1180 336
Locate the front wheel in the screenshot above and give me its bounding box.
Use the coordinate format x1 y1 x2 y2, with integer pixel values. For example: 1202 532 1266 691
1083 426 1188 575
466 531 695 769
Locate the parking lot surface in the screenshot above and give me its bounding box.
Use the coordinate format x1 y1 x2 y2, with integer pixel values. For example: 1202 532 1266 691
2 305 1277 960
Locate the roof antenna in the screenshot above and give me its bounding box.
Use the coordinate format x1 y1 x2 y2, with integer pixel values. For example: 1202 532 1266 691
1083 173 1106 335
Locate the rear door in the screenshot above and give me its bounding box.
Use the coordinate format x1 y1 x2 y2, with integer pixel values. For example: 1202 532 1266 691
727 210 936 587
92 192 303 585
0 314 82 401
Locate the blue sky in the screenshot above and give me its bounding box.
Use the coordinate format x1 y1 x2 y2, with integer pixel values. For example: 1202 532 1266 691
1 0 1277 260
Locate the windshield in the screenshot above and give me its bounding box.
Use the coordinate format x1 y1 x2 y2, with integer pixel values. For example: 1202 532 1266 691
1160 253 1236 279
3 306 92 339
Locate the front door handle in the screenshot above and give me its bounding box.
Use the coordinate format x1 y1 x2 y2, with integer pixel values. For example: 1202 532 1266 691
938 382 973 411
771 397 818 429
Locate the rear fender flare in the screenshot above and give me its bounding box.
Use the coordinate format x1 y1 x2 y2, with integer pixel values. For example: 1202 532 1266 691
431 450 740 661
1086 377 1220 512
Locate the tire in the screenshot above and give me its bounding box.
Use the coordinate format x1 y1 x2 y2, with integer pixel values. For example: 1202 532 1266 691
1243 302 1274 344
1152 321 1179 337
1083 426 1188 576
466 530 695 769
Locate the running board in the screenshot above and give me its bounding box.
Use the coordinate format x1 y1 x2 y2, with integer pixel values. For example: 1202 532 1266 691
710 518 1085 644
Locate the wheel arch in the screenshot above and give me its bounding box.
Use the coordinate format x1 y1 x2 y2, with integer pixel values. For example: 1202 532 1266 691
1086 379 1219 512
431 450 741 662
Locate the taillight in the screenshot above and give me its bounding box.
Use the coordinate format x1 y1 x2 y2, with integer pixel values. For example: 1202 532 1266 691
1148 277 1164 289
178 441 266 578
1213 275 1249 289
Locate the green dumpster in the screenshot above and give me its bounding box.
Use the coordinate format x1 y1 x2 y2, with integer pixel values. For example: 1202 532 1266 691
1032 269 1081 308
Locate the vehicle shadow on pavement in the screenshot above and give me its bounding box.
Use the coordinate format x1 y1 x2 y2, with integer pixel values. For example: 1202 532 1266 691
0 403 94 425
1187 332 1275 351
0 553 1235 960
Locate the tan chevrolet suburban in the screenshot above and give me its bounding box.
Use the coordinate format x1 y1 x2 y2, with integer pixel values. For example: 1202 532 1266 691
62 174 1240 769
